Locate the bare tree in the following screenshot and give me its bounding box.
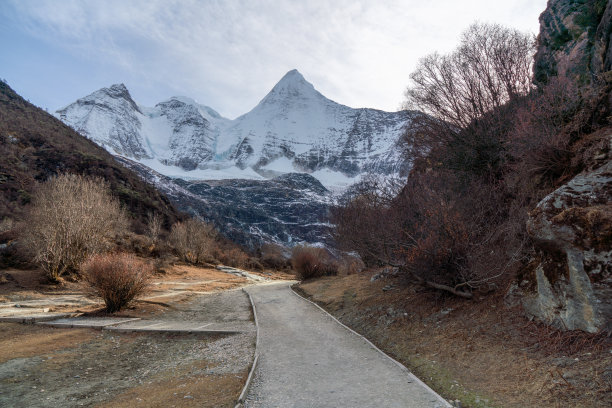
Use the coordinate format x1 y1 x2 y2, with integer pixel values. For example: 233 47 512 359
21 173 128 281
146 211 163 242
169 218 217 264
403 23 535 177
405 23 534 127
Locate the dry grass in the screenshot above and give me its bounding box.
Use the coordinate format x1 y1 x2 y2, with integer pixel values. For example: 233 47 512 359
97 362 247 408
0 323 96 364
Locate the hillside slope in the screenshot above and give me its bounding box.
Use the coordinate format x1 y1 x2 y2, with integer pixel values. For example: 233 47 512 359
0 81 182 229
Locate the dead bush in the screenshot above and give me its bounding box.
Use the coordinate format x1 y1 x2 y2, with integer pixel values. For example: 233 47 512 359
146 212 163 242
336 254 365 276
21 173 128 282
260 243 291 270
509 74 586 185
291 245 338 280
83 253 152 313
215 246 249 268
169 218 216 264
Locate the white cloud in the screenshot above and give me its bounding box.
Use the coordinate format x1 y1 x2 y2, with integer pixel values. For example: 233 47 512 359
5 0 547 118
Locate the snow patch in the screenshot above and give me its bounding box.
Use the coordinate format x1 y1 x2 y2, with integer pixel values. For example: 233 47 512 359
310 168 361 193
138 158 265 181
262 156 296 173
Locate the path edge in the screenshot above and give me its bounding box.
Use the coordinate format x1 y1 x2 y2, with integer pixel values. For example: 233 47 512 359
235 287 260 408
291 284 452 408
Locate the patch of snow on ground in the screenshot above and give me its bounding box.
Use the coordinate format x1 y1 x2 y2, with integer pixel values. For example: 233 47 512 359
138 158 265 181
262 156 296 173
310 168 361 193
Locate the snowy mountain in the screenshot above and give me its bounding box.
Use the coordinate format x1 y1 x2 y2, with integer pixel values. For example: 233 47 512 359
57 70 413 190
116 156 333 248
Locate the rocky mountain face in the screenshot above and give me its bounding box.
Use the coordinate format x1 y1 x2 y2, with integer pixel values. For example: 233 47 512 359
520 0 612 333
56 70 413 248
115 157 332 248
534 0 611 84
57 70 413 186
523 158 612 333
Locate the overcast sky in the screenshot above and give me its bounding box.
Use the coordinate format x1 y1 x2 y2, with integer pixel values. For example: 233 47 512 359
0 0 548 119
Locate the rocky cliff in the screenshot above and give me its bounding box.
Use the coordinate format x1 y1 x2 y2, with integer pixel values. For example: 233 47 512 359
524 157 612 333
115 157 332 248
534 0 611 84
521 0 612 333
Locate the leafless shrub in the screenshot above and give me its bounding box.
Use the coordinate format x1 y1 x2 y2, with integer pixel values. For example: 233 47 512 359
332 176 406 267
20 173 128 282
259 243 290 270
169 218 217 264
83 253 152 313
336 253 364 276
146 212 163 242
509 74 587 185
334 170 525 298
214 246 250 268
291 245 337 280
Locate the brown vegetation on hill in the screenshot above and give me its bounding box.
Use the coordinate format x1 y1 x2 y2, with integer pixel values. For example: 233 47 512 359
333 20 611 306
0 80 182 231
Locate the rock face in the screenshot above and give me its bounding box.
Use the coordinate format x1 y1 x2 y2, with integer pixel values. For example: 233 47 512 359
524 158 612 333
534 0 612 84
58 90 229 171
115 157 332 249
56 70 414 187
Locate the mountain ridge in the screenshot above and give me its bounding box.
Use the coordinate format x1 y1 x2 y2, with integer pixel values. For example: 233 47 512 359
57 70 414 188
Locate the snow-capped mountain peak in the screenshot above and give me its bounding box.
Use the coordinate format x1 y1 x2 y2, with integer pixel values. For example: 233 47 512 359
261 69 321 101
56 70 415 189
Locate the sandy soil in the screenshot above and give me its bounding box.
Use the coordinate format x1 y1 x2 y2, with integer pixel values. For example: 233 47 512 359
297 272 612 408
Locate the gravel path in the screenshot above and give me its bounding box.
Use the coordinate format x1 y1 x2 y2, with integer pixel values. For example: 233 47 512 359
243 281 450 408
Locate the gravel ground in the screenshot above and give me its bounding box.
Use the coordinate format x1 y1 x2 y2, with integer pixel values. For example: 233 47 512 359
243 281 450 408
0 288 256 408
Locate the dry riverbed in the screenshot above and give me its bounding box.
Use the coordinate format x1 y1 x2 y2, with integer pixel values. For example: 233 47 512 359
0 264 291 407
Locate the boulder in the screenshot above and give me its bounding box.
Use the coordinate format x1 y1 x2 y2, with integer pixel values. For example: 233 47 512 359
524 156 612 333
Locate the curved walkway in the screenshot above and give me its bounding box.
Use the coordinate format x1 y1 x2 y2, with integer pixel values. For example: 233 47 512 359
243 281 450 408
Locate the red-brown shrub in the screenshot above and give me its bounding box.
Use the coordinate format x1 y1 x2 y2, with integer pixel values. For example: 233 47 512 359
215 246 250 268
509 74 584 185
259 243 291 270
83 253 152 313
291 246 337 280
